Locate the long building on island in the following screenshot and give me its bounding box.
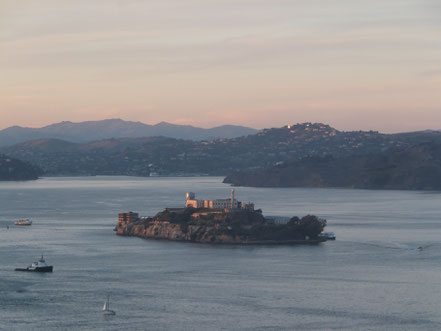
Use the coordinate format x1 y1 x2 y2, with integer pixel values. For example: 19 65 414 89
118 190 255 227
185 189 254 211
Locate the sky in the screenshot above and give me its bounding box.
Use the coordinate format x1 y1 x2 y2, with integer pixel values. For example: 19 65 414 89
1 0 440 132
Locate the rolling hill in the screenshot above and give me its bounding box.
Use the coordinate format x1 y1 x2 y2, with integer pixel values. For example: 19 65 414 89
0 154 42 181
223 142 441 190
2 122 441 182
0 119 258 147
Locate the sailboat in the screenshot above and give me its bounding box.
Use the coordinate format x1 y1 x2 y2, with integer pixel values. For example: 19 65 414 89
103 294 116 315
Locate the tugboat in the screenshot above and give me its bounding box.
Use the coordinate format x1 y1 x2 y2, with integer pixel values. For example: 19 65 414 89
15 255 53 272
103 294 116 315
14 219 32 226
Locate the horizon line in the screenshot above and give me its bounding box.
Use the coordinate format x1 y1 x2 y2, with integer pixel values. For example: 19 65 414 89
0 118 439 134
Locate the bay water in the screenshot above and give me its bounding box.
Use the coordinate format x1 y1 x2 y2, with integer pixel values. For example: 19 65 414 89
1 176 441 330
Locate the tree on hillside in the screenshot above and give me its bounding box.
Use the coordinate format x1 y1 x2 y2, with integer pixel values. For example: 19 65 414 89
287 215 326 238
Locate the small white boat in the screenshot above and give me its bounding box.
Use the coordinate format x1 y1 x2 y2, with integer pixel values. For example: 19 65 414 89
14 219 32 226
318 232 336 240
103 295 116 315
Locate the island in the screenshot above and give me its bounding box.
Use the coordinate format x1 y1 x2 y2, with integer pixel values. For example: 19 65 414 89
116 191 328 244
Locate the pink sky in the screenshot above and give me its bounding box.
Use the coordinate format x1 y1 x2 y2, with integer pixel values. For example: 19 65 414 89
1 0 440 132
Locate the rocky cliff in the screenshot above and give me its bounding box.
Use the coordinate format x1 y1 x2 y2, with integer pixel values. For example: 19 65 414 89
116 208 327 244
116 220 248 244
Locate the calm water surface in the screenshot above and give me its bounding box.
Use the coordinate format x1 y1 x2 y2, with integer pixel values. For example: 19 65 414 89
1 176 441 330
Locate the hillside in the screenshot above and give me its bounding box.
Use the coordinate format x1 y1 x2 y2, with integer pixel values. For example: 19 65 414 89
2 123 441 177
223 143 441 190
0 119 258 146
0 154 42 181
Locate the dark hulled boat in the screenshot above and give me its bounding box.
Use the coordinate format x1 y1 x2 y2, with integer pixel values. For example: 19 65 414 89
15 255 53 272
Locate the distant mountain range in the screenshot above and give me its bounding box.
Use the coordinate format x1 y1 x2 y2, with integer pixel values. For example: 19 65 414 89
0 119 259 147
2 123 441 183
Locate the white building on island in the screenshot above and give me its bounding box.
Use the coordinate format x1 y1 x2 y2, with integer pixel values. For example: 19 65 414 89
185 190 254 211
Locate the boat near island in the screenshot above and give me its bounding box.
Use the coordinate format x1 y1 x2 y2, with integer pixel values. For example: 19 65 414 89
103 295 116 315
14 219 32 226
15 255 53 272
318 232 336 240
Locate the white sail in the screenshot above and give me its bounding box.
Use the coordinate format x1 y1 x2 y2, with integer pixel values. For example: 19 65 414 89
102 295 115 315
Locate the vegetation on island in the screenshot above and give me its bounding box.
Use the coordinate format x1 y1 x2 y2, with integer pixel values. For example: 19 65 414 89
0 154 42 181
117 207 327 243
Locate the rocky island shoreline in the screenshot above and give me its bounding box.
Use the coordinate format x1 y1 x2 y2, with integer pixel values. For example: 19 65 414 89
115 209 327 244
115 191 328 245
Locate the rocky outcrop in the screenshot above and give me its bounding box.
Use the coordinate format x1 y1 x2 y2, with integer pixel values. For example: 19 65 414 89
116 208 327 244
116 221 246 244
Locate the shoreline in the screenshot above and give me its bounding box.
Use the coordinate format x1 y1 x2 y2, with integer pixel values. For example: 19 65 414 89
116 232 327 245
